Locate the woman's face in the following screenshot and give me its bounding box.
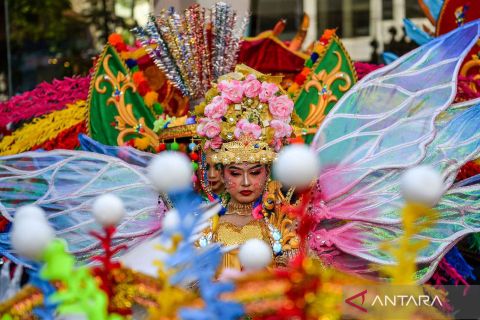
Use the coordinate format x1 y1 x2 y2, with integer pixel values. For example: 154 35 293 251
222 163 269 204
205 152 224 195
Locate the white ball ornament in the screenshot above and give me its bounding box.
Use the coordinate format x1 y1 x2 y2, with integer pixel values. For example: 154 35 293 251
162 209 180 233
273 144 320 189
11 206 54 260
238 239 272 271
401 165 444 206
147 152 193 193
15 205 48 223
92 194 125 227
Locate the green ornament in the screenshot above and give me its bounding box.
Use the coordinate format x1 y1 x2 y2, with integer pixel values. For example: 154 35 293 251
40 239 122 320
305 59 313 68
153 103 164 115
41 239 75 281
170 142 180 151
130 65 139 73
192 162 199 171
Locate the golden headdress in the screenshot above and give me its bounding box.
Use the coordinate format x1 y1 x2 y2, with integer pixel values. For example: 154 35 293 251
195 65 297 165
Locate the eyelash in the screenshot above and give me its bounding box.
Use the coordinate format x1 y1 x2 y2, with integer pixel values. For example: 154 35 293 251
229 171 261 176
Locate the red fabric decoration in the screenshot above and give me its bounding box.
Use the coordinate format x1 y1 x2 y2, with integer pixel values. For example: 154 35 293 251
435 0 480 36
238 34 306 74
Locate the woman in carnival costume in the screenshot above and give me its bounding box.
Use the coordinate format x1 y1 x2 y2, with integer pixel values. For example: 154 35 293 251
1 21 480 283
193 65 301 270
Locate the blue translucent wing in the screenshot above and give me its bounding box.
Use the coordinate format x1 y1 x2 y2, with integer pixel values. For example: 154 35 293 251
311 100 480 282
312 21 480 202
403 18 433 45
381 52 399 65
79 134 154 168
309 21 480 282
317 98 480 224
0 150 168 266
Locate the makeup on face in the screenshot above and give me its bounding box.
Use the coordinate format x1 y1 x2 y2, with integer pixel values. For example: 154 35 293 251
223 163 269 204
205 153 224 194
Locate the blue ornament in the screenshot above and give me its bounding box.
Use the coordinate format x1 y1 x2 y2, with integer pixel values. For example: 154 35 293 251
189 142 197 151
125 58 138 69
186 117 196 125
273 242 282 254
272 230 281 241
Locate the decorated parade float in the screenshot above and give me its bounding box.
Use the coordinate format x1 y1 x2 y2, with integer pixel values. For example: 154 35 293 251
1 1 480 319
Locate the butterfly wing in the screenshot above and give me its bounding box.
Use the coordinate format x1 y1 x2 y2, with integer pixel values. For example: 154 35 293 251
0 150 168 266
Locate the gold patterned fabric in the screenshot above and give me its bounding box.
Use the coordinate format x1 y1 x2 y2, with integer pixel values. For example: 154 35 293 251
214 218 271 270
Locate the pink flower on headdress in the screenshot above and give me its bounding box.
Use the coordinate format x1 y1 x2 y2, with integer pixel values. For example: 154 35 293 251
204 96 228 119
234 119 262 139
204 136 223 150
273 138 282 152
203 120 221 138
268 95 294 120
242 74 262 98
218 79 244 103
270 119 292 139
197 118 221 138
259 82 279 102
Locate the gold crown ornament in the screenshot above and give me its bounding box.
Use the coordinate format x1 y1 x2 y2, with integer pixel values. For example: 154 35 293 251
211 135 277 165
195 65 298 165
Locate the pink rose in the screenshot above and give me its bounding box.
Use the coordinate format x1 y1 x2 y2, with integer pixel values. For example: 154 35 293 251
234 119 262 139
203 120 221 138
270 119 292 139
197 118 221 138
196 118 208 136
218 80 244 103
268 95 294 120
259 82 279 102
242 75 262 98
204 96 228 119
204 136 223 150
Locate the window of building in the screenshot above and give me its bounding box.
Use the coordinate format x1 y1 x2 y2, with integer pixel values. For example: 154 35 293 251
317 0 370 38
405 0 424 18
382 0 393 20
249 0 304 40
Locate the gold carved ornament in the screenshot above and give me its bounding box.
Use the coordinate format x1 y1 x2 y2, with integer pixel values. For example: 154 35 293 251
262 181 299 252
94 54 159 148
303 51 352 127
